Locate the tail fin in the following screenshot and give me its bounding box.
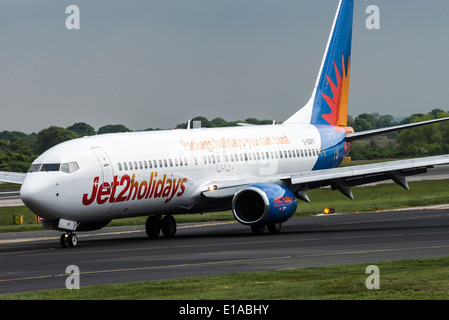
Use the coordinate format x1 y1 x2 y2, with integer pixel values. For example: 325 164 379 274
284 0 353 126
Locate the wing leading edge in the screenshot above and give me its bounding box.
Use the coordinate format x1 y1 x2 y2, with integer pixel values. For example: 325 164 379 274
0 171 26 185
202 155 449 202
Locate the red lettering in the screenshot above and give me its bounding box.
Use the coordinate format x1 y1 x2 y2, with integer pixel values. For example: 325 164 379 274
127 174 139 201
81 173 188 206
116 175 130 202
165 178 181 203
97 182 111 204
177 178 188 196
109 175 120 203
145 172 154 198
162 179 172 198
154 174 166 198
137 181 148 200
82 177 99 205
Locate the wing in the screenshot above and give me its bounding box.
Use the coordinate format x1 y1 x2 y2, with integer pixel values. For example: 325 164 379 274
0 171 26 184
346 117 449 142
202 155 449 202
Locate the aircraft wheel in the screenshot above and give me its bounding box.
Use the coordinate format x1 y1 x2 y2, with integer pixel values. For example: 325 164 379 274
267 223 282 234
161 215 177 238
145 216 161 239
251 224 266 235
60 233 70 248
68 233 78 247
60 232 78 248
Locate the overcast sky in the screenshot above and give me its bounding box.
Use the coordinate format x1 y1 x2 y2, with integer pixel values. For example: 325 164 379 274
1 0 449 133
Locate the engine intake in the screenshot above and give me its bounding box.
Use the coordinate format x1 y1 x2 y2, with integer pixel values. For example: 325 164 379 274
232 183 297 225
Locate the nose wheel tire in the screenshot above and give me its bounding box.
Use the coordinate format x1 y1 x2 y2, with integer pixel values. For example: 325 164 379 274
60 232 78 248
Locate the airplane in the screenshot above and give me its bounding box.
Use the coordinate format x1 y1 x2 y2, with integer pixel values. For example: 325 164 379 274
2 0 449 248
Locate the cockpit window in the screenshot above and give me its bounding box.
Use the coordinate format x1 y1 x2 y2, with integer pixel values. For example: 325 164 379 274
41 163 60 172
28 164 42 172
68 162 79 173
61 163 70 173
61 162 80 174
29 162 79 173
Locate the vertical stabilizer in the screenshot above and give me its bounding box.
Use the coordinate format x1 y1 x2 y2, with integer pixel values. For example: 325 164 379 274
284 0 353 126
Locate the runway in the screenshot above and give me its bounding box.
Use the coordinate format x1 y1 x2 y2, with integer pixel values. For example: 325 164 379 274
1 206 449 295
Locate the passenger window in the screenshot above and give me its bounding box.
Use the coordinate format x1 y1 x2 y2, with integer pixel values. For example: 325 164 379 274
118 163 122 171
148 161 152 169
129 162 133 170
124 162 128 170
139 161 143 169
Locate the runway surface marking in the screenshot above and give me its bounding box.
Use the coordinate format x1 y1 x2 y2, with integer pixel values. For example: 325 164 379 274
0 231 431 258
0 221 237 245
2 243 449 285
0 256 292 283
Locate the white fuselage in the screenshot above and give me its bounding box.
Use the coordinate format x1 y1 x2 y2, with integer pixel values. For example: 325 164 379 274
20 123 344 224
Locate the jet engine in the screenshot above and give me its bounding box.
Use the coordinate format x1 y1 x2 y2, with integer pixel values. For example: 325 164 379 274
232 183 297 226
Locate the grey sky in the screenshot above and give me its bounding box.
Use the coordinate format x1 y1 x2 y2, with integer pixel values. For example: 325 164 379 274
1 0 449 133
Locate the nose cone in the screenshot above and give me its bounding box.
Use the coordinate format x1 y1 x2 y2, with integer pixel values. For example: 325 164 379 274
20 175 52 218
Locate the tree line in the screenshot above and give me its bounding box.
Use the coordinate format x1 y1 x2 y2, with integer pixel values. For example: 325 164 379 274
0 109 448 172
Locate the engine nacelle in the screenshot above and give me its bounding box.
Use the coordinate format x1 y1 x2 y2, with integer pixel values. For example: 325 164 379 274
232 183 297 226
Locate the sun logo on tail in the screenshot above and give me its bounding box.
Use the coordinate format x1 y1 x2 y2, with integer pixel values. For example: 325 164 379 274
321 55 351 127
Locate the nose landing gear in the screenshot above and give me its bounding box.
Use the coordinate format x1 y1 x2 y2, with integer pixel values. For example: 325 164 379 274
60 232 78 248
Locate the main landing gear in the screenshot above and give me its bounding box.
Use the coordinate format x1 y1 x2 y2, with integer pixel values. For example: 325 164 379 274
145 215 177 239
251 223 282 235
60 232 78 248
